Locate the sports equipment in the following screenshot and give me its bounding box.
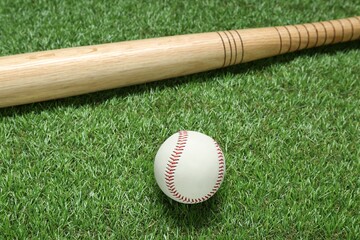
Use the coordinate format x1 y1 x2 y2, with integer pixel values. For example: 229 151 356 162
0 17 359 108
154 130 225 204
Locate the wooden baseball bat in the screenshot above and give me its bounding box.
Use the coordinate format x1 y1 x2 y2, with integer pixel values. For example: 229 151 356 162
0 17 359 108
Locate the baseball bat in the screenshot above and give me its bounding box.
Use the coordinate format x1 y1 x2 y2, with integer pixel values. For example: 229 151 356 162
0 17 359 108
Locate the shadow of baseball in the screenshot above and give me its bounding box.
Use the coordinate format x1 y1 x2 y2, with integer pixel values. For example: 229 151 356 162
156 187 225 231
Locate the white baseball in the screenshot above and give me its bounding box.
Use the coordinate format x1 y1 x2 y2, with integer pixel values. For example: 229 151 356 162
154 130 225 204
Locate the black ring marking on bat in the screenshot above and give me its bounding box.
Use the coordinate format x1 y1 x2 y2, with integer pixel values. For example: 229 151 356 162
310 23 319 47
216 32 227 68
274 27 283 55
319 22 327 46
336 20 345 42
284 26 292 53
328 21 336 44
223 31 233 67
345 18 354 41
294 25 302 51
302 24 310 49
228 31 238 65
234 30 244 64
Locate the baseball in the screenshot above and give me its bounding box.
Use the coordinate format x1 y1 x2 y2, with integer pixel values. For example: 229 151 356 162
154 130 225 204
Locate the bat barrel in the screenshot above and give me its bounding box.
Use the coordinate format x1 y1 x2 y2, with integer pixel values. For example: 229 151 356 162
0 33 226 108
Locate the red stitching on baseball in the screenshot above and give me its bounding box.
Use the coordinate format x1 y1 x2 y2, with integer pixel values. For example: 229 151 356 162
164 131 225 204
211 140 226 197
164 131 190 203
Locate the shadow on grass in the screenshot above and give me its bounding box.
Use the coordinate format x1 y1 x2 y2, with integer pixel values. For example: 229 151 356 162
0 41 358 118
155 187 224 230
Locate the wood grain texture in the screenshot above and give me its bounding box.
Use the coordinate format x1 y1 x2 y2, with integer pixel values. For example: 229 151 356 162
0 17 359 108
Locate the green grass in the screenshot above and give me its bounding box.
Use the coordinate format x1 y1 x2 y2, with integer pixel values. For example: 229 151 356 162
1 0 359 238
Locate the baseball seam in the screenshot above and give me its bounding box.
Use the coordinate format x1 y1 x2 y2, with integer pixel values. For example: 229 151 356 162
164 130 225 204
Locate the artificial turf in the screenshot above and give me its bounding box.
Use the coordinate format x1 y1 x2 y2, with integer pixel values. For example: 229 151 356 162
0 0 359 238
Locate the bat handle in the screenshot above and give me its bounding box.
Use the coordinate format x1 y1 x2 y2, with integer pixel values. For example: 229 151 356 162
275 16 360 53
216 16 360 66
